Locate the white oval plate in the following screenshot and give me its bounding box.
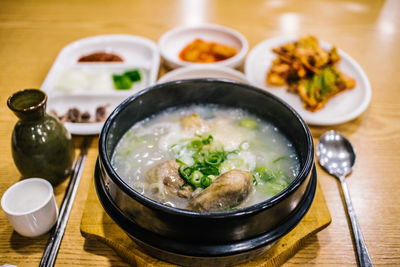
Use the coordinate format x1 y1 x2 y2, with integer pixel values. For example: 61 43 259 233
158 24 248 69
158 65 248 84
41 34 160 135
245 36 371 126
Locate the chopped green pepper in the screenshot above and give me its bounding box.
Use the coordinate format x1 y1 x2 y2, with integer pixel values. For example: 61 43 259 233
124 69 141 82
112 74 133 90
112 69 142 90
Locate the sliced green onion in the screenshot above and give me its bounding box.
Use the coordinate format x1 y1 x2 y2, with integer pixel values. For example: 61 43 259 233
230 157 244 167
192 153 204 164
205 153 222 166
178 165 192 184
202 135 213 145
252 167 288 184
252 174 258 185
208 175 216 181
239 141 250 150
254 167 266 173
175 158 186 165
199 165 219 176
183 167 193 177
239 118 257 129
174 134 245 189
190 170 203 187
190 140 203 150
200 175 212 188
227 149 239 156
273 156 286 163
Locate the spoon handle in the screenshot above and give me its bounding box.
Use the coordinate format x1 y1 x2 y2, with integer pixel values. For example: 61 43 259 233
339 176 373 267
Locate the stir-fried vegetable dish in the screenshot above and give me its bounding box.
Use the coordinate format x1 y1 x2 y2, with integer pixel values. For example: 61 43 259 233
266 35 356 112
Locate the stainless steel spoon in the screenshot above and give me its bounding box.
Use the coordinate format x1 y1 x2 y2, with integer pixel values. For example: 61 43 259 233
317 130 373 267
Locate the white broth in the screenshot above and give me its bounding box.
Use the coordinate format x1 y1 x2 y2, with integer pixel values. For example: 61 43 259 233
111 104 300 210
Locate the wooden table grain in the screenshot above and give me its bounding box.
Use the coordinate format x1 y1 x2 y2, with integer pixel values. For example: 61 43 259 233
0 0 399 266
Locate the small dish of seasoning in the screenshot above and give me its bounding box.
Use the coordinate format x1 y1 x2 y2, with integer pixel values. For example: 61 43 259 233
77 51 124 62
158 24 248 69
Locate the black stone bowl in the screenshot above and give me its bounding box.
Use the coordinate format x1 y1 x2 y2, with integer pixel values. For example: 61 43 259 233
96 79 316 266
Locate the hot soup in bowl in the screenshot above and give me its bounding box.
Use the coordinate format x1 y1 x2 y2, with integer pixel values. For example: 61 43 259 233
111 104 300 211
96 79 315 265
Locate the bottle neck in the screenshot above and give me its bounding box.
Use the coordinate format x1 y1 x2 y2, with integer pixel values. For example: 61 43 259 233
7 89 47 121
14 106 46 121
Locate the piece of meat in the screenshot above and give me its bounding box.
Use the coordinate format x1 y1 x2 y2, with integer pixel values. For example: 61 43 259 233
146 160 193 198
267 72 286 86
80 111 91 122
66 108 81 122
95 105 107 122
180 113 205 130
187 170 253 212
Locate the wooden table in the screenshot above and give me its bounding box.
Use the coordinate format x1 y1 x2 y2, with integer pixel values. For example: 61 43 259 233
1 0 399 266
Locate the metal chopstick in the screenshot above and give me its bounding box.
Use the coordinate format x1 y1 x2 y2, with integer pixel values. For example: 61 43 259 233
40 136 93 267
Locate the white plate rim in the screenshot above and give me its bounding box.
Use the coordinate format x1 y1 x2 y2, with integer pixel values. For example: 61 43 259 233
245 35 372 126
157 65 248 84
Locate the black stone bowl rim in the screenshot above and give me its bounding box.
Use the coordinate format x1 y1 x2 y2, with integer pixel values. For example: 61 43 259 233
98 78 314 218
95 160 317 256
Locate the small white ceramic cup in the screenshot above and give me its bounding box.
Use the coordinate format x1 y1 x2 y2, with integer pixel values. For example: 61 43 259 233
1 178 58 237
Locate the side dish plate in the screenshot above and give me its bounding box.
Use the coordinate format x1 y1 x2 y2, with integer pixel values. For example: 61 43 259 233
41 34 160 135
245 36 371 125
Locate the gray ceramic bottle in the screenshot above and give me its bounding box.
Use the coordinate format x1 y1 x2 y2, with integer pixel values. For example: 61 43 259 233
7 89 75 185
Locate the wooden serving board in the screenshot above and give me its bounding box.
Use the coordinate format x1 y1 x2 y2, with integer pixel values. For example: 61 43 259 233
80 179 331 267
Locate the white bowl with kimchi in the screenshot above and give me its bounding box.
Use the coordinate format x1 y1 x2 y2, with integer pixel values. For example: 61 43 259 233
245 35 371 126
158 24 248 69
